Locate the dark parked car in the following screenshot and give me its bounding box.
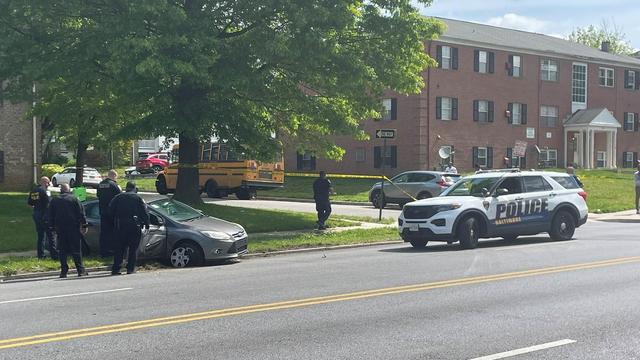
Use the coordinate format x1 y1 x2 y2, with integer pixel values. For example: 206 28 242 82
83 195 247 267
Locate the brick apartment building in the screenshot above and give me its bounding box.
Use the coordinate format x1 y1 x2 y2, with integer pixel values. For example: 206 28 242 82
0 99 40 191
285 18 640 175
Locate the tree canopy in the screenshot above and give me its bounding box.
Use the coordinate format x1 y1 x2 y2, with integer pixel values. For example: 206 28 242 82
568 21 636 56
0 0 443 202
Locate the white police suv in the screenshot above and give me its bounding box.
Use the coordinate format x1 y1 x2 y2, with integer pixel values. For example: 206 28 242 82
398 169 588 249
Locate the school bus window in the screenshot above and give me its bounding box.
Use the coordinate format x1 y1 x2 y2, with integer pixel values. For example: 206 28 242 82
202 144 212 161
211 145 220 161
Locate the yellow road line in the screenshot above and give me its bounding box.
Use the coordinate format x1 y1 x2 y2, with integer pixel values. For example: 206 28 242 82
2 255 640 350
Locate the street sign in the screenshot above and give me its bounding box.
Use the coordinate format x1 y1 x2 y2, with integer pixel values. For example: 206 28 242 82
375 129 396 139
513 140 528 157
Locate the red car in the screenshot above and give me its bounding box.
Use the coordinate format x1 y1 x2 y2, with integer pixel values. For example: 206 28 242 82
136 153 169 173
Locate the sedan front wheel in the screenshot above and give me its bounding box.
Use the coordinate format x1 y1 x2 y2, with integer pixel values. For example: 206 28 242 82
169 241 204 268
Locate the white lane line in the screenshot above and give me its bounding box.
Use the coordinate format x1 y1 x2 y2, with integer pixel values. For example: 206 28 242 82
494 240 577 251
0 288 133 305
469 339 577 360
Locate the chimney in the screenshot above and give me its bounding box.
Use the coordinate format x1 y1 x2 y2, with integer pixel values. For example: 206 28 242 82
601 41 610 53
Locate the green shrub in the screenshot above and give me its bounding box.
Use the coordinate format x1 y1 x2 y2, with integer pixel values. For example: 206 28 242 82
41 164 65 179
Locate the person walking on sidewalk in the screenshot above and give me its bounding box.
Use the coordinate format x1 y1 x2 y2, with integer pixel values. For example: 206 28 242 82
97 169 121 257
635 164 640 215
28 176 58 260
48 184 88 278
109 181 149 275
313 171 333 230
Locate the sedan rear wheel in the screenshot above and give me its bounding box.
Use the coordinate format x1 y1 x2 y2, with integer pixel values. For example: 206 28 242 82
169 242 204 268
371 190 386 209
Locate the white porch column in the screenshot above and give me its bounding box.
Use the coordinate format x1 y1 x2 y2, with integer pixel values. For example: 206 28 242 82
564 128 568 168
589 129 595 169
606 131 612 168
583 130 589 169
612 129 618 168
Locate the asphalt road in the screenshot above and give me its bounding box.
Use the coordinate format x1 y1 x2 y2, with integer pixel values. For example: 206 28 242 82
2 220 640 359
205 198 402 219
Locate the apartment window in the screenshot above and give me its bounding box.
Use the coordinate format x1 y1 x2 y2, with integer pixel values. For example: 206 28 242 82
474 50 494 74
508 103 527 125
436 96 458 120
508 55 522 77
381 98 397 121
473 147 493 168
0 150 4 183
437 45 458 70
541 59 558 81
355 147 365 162
599 67 615 87
296 151 316 171
539 106 558 128
625 70 639 90
572 63 587 104
540 149 558 168
623 152 637 168
596 151 607 168
439 145 455 166
473 100 494 123
373 145 397 169
623 112 638 132
506 148 526 168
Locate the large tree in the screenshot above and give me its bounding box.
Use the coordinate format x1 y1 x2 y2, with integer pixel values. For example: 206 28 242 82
1 0 443 203
568 21 635 56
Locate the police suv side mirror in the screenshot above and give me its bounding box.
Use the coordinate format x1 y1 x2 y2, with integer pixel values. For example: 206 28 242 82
494 188 509 197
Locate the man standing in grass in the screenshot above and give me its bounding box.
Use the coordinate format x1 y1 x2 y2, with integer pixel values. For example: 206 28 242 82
97 169 121 257
313 171 333 230
28 176 58 260
48 184 88 278
635 164 640 215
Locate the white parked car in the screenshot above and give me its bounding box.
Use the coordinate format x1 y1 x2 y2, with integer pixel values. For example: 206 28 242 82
51 167 102 188
398 169 589 249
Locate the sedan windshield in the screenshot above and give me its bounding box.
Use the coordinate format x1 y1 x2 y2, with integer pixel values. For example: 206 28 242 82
148 199 202 221
443 177 501 197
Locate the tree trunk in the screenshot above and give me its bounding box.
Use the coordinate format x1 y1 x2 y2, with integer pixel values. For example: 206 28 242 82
173 132 202 204
75 141 88 187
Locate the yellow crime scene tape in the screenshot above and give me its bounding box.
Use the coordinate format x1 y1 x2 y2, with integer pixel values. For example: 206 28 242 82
285 172 417 201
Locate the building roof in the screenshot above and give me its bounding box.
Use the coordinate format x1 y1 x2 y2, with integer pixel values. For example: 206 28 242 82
564 108 621 128
436 18 640 68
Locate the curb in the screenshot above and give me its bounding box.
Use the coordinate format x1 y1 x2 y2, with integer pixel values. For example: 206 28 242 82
1 266 111 283
591 218 640 224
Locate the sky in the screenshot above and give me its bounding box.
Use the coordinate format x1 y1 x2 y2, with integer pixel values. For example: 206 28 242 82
415 0 640 49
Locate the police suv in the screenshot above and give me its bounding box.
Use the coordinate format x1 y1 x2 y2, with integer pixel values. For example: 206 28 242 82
398 169 588 249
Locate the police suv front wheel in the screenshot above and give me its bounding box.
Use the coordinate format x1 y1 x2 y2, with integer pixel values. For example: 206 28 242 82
458 217 479 249
550 210 575 241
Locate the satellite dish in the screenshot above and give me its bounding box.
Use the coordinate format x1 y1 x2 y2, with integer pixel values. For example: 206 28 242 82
438 147 451 159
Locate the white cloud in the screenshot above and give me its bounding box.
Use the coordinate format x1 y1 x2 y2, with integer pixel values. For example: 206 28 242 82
486 13 548 33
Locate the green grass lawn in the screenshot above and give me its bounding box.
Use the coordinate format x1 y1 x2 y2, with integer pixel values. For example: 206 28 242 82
0 192 36 253
267 176 378 202
576 169 637 213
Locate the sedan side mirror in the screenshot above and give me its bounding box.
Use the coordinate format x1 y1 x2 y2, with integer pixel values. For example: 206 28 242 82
150 214 164 226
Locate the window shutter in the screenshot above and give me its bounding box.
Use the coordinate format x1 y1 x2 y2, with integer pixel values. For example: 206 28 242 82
507 55 514 76
622 152 628 167
473 100 479 121
625 70 631 89
635 152 638 166
296 152 303 170
436 97 442 119
451 47 458 70
452 98 458 120
472 147 479 167
374 147 381 169
507 103 513 124
436 45 442 68
487 147 494 168
391 98 397 120
636 71 640 90
310 155 316 171
624 112 629 130
488 52 495 73
488 101 495 122
521 154 527 169
474 50 479 72
635 115 639 132
506 148 513 167
390 146 397 168
521 104 528 124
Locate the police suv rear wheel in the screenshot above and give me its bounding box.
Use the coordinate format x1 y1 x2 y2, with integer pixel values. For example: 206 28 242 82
458 217 479 249
409 239 428 248
550 210 575 241
170 241 204 268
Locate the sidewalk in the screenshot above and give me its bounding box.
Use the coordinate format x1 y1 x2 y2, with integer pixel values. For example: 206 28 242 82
588 210 640 223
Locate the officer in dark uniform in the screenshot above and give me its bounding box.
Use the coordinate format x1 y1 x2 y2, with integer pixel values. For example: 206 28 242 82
109 181 149 275
28 176 58 260
48 184 88 278
97 169 121 257
312 171 333 230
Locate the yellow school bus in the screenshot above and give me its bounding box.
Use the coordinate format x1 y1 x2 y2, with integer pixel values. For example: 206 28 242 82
155 142 284 199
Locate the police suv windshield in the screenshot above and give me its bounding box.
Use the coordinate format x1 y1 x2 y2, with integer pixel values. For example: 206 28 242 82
148 199 202 222
443 177 501 197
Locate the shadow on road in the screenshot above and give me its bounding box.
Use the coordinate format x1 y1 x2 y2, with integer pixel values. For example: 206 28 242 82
379 236 568 253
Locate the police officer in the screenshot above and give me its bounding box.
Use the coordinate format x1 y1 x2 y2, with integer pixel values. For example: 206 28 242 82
109 181 149 275
48 184 88 278
97 169 121 257
28 176 58 260
313 171 333 230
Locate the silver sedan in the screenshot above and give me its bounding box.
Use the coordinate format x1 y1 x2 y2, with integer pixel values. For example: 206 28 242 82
368 171 461 208
83 195 248 267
